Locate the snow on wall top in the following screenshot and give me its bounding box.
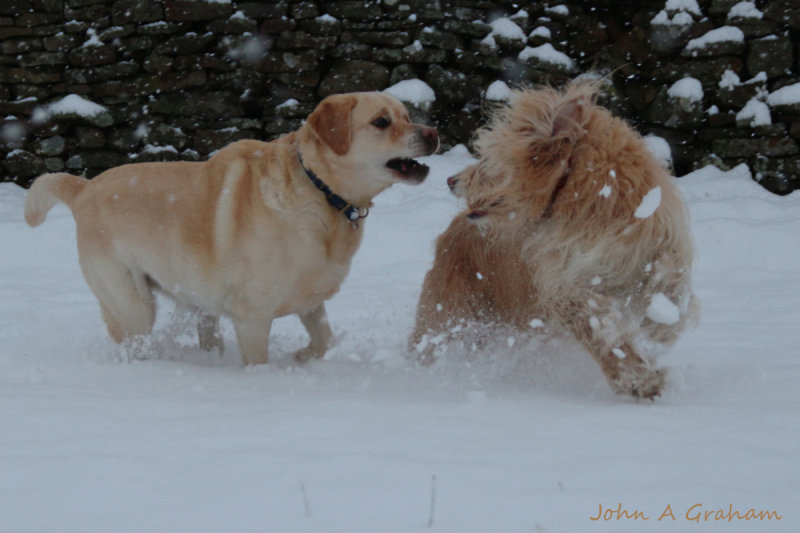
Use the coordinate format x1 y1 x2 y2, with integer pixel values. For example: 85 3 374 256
668 78 703 102
518 43 574 70
685 26 745 50
384 79 436 110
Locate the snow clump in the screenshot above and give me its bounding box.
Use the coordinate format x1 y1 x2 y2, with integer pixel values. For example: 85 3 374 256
736 97 771 127
529 26 551 40
651 0 701 26
685 26 745 51
766 82 800 107
634 186 662 219
481 17 526 48
643 135 673 170
646 293 681 325
518 43 574 70
384 79 436 111
728 1 763 19
668 77 703 102
485 81 513 102
32 94 109 124
666 0 702 15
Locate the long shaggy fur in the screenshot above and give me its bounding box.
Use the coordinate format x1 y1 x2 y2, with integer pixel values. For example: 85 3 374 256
411 82 698 400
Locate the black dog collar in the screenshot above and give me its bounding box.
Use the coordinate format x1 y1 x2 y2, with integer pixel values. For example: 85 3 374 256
298 153 368 224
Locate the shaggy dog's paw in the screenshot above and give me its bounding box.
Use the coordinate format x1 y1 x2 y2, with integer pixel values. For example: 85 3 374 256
611 367 667 400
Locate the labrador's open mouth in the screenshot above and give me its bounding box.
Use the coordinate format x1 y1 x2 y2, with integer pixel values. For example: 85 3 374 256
386 158 429 183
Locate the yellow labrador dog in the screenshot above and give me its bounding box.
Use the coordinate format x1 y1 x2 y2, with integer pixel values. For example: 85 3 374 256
26 92 438 365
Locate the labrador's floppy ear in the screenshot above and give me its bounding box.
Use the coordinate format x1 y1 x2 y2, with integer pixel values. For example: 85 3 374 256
307 94 357 156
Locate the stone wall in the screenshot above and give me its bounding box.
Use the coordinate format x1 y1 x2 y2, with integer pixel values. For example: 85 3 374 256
1 0 799 194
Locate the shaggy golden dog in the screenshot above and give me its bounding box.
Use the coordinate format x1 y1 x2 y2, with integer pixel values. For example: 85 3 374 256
26 92 438 365
410 83 697 399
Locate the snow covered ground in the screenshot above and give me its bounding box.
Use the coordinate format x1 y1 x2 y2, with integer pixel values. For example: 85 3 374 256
1 153 797 532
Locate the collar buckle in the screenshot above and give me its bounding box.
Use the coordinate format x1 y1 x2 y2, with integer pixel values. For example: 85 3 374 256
299 153 368 226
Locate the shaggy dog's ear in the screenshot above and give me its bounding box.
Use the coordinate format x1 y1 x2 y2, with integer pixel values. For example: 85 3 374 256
550 89 589 142
307 94 357 156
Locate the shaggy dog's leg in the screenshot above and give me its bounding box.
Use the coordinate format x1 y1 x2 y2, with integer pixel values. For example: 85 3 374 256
555 293 666 400
410 270 483 365
588 339 666 400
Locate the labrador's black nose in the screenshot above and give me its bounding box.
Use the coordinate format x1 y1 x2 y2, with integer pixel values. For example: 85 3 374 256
420 126 439 154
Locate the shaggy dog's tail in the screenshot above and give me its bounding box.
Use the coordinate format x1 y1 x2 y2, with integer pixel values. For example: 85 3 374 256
24 172 87 227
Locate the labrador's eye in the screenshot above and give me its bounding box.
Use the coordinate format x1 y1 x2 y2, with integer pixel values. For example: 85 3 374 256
372 117 391 129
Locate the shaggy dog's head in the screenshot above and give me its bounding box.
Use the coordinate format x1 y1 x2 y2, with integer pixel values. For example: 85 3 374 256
455 83 596 226
452 82 677 245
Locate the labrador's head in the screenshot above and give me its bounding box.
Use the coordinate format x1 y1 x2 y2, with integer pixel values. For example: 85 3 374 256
304 92 439 202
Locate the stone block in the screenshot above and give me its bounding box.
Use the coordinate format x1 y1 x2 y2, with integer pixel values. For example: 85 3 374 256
325 1 383 22
327 42 371 60
207 15 258 34
43 157 64 172
141 122 190 151
1 0 31 16
317 60 390 97
137 21 184 35
42 33 80 52
32 134 65 156
3 149 46 179
259 17 297 33
653 57 744 89
355 31 412 47
0 66 62 84
0 27 35 40
426 64 480 103
16 12 63 27
275 32 338 50
63 61 139 84
18 51 67 66
764 0 800 29
372 42 447 64
143 53 175 74
111 0 163 24
33 0 63 12
291 2 319 19
148 91 244 118
302 16 342 36
751 156 800 195
154 32 215 56
193 127 256 154
2 37 43 54
711 137 799 158
164 0 232 22
68 45 117 68
237 2 288 19
76 126 106 148
419 28 464 50
747 33 793 78
708 0 741 15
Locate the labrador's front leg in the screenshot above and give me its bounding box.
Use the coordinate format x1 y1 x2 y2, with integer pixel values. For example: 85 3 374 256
233 318 272 365
294 304 332 363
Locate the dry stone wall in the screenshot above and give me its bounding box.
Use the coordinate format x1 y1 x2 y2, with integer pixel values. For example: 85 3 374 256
1 0 799 194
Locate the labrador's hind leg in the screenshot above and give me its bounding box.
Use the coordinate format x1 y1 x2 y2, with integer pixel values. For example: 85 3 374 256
81 256 156 359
